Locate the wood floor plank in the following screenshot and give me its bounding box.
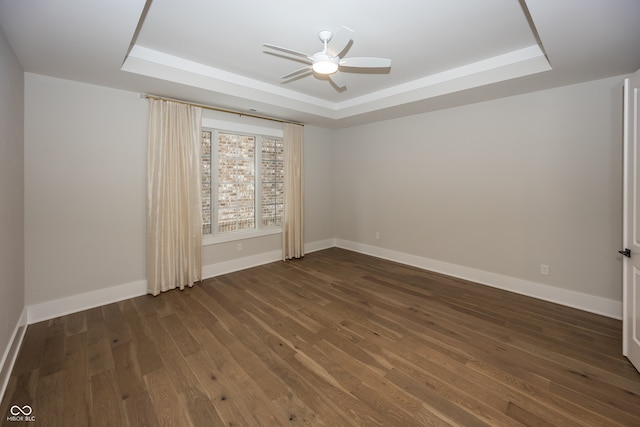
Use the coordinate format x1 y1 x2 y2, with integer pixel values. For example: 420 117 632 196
312 338 424 425
65 310 86 336
160 313 202 358
2 247 640 426
111 341 147 401
90 369 128 427
188 289 290 393
38 318 66 378
85 306 105 326
61 331 91 426
87 321 115 376
384 367 495 427
123 391 161 427
385 351 515 426
504 401 551 427
187 348 290 427
34 370 66 427
180 386 225 427
144 367 194 427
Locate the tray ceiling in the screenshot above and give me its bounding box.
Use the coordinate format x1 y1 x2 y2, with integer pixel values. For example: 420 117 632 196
1 0 639 127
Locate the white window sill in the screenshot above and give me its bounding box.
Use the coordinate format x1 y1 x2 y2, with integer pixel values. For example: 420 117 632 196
202 227 282 246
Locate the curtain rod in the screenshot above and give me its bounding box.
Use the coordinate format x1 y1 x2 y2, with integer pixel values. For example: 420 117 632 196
140 94 304 126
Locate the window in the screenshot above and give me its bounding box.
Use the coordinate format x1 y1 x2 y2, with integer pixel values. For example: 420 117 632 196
261 137 285 227
201 128 284 241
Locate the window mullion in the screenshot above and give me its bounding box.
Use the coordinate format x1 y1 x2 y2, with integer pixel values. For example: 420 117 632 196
233 135 238 232
255 135 262 231
212 129 220 235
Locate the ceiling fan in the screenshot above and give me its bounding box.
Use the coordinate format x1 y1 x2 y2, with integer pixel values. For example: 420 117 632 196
263 26 392 89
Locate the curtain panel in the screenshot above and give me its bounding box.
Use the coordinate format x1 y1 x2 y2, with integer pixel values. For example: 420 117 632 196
282 123 304 260
146 99 203 295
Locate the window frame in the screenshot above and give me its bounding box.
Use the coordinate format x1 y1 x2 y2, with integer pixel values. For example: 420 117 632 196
201 118 283 246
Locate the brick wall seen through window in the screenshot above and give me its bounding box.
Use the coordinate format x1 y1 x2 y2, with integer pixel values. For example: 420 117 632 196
201 129 283 237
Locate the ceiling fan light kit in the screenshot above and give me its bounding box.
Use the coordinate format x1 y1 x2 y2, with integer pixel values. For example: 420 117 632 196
263 26 391 89
312 56 339 75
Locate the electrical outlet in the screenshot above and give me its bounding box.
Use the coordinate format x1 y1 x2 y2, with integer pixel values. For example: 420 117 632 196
375 231 380 240
237 243 242 252
540 264 549 276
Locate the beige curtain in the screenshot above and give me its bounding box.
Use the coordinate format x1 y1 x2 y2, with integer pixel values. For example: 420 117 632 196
282 123 304 260
146 99 202 295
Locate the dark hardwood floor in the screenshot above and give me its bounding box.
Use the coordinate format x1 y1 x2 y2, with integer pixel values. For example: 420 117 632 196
2 248 640 426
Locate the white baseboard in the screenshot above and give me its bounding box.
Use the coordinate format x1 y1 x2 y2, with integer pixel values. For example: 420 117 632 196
27 280 147 324
336 239 622 320
202 250 283 279
305 238 337 254
201 238 337 279
26 251 286 323
0 308 28 404
25 238 335 324
23 237 620 326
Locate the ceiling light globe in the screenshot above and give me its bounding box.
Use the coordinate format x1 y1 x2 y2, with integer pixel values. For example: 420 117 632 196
312 59 339 75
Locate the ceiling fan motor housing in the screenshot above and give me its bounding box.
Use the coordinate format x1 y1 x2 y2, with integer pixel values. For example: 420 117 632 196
318 30 333 43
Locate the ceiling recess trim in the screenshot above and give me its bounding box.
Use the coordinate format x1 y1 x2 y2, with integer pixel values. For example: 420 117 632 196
122 44 551 120
334 45 552 119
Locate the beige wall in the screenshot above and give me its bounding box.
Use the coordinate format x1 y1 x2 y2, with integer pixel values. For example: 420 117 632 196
0 28 25 363
333 76 624 302
24 73 148 305
21 70 626 314
24 74 336 305
303 125 334 244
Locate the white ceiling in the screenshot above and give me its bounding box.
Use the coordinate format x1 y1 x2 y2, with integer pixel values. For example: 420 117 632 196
1 0 639 128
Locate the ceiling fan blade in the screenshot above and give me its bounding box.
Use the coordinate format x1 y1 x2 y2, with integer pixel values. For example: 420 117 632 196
281 66 312 79
327 26 354 57
339 57 392 68
329 72 346 89
263 44 313 62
